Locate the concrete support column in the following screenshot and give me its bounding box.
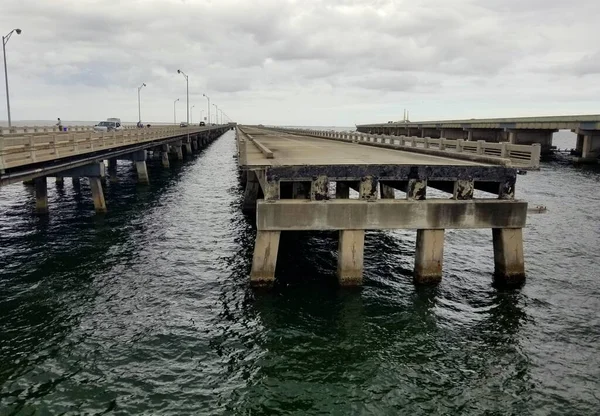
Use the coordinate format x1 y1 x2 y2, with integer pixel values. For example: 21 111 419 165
337 230 365 286
243 171 260 212
107 158 118 179
492 228 525 286
35 177 48 214
250 231 281 287
191 139 198 152
184 141 193 156
161 149 170 168
135 161 150 184
72 177 81 191
414 229 445 284
310 175 329 200
55 177 64 188
175 146 184 160
89 177 107 213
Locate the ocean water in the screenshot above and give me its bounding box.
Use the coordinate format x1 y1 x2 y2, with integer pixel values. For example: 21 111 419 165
0 129 598 415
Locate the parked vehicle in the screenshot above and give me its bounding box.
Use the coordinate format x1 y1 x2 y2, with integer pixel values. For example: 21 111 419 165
94 118 123 132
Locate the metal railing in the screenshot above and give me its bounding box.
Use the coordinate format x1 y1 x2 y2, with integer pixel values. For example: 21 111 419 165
0 125 228 171
269 128 540 169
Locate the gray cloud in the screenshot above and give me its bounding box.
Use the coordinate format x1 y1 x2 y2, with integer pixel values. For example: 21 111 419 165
1 0 599 125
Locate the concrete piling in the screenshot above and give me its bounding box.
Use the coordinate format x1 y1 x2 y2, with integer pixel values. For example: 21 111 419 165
337 230 365 286
35 177 48 214
89 177 107 213
414 229 445 284
242 171 260 212
492 228 525 286
250 231 281 287
136 161 150 184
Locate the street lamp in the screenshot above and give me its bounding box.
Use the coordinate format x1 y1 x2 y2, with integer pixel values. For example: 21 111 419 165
190 105 195 124
203 93 210 125
3 28 22 130
173 98 179 124
177 69 189 125
137 82 146 123
213 103 219 124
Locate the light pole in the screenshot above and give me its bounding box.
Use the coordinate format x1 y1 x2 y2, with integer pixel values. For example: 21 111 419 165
203 93 210 125
177 69 189 125
190 105 195 123
173 98 179 124
137 82 146 123
213 103 219 124
3 28 22 130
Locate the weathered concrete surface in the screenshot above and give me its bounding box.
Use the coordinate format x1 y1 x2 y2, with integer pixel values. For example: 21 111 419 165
414 229 445 284
508 129 555 154
240 127 488 168
136 161 149 184
574 129 600 162
35 177 48 214
89 177 107 213
243 171 260 212
492 228 525 286
256 200 528 231
337 230 365 286
250 231 281 287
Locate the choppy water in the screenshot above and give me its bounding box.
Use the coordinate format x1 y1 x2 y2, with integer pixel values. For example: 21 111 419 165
1 130 599 415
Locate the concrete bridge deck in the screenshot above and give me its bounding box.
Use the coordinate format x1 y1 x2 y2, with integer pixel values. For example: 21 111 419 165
237 126 527 289
0 124 233 212
357 114 600 161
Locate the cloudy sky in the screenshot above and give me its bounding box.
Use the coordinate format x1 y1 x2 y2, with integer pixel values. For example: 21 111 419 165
1 0 599 126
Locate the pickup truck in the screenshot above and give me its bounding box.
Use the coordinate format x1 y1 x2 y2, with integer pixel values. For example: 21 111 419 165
94 118 123 132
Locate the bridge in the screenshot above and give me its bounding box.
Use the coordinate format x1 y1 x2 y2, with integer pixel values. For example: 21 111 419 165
236 126 527 288
0 124 233 212
357 114 600 161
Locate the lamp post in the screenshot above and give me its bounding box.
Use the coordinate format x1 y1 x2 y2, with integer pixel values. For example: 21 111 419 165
137 82 146 123
213 103 219 124
203 93 210 125
173 98 179 124
190 105 195 124
3 28 22 130
177 69 189 125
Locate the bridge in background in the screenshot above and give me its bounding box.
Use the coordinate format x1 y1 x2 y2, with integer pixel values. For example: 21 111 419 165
237 126 527 289
357 114 600 162
0 124 233 212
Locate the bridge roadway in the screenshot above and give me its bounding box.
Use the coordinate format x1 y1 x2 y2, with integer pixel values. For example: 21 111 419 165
237 126 527 289
357 114 600 161
0 124 233 212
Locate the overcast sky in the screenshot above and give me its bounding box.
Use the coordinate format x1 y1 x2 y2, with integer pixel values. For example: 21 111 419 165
1 0 599 126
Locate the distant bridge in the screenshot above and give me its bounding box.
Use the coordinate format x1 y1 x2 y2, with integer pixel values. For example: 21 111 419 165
0 124 233 212
357 114 600 162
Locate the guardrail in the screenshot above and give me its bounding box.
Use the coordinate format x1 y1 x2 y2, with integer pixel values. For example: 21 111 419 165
0 125 147 135
269 128 540 169
0 125 229 171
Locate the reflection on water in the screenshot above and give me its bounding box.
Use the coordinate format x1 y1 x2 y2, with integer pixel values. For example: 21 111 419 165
1 131 599 414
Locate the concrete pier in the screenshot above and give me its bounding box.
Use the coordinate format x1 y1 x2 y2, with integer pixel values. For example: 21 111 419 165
136 161 149 184
337 230 365 286
492 228 525 286
35 177 48 214
238 126 528 288
574 129 600 162
250 231 281 287
89 178 107 213
414 229 445 284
